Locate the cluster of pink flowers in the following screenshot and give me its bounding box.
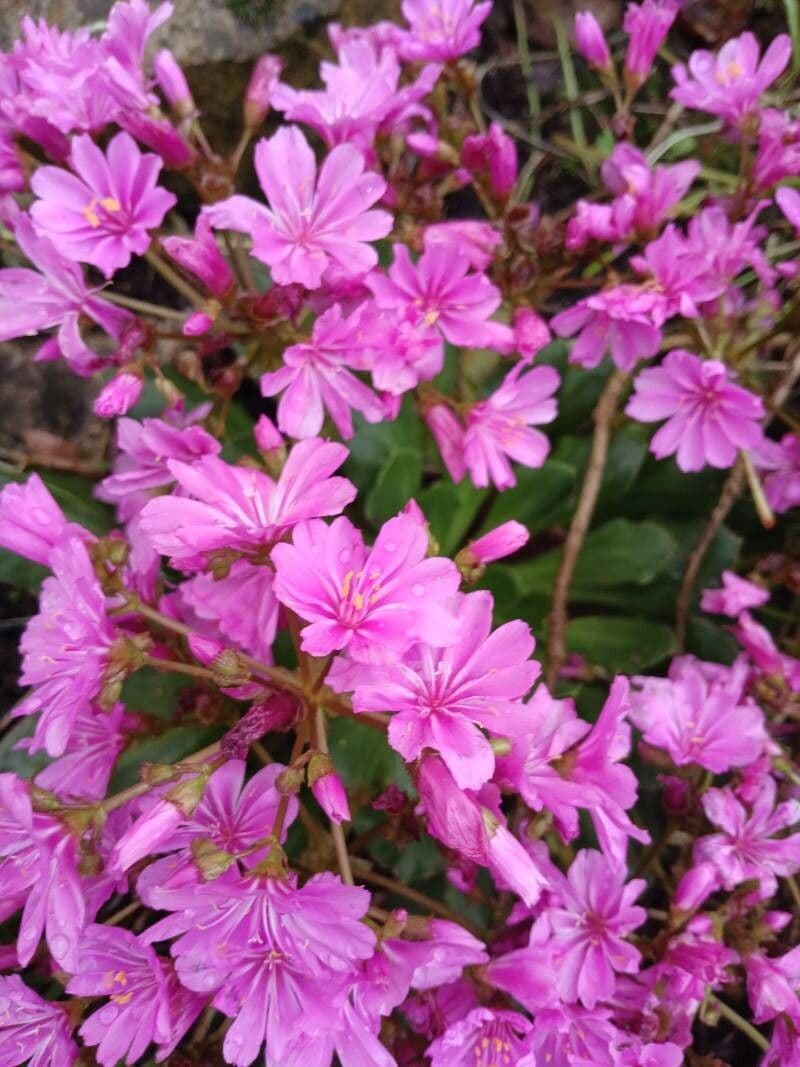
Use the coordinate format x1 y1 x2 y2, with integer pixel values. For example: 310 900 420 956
0 0 798 1065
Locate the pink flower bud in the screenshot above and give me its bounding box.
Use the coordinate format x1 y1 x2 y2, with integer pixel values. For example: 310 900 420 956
244 54 284 129
0 472 73 566
423 404 467 482
182 310 214 336
154 49 195 118
513 308 551 362
574 11 612 70
658 774 690 815
310 756 351 824
464 521 530 565
162 216 235 299
92 371 143 418
111 797 183 873
461 122 518 198
188 633 225 664
673 863 717 913
118 110 196 169
482 810 546 907
254 414 283 453
623 0 679 85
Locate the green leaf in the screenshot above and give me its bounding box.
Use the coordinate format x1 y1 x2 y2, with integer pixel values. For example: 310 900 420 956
121 668 194 722
625 456 726 520
0 550 47 593
596 427 649 508
566 615 675 673
419 479 488 556
328 718 409 792
686 616 739 665
479 460 576 535
365 447 423 527
394 837 445 884
513 519 677 597
536 345 613 433
0 717 48 779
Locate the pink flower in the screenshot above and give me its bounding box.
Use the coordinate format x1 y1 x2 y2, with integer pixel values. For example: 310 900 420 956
626 351 765 472
630 657 767 773
460 520 530 566
67 924 204 1065
701 570 769 616
696 777 800 895
756 432 800 513
746 948 800 1026
623 1 679 83
461 122 517 198
333 591 538 789
427 1008 531 1066
574 11 611 70
244 54 283 128
424 403 468 482
143 871 375 1066
551 284 664 370
671 32 792 127
272 513 460 664
400 0 491 61
140 438 355 572
96 411 220 522
367 243 513 355
161 215 236 299
361 304 443 394
599 144 700 242
181 560 279 661
30 132 175 278
463 364 559 489
734 610 800 690
310 759 351 824
755 109 800 188
154 48 194 117
93 371 143 418
0 472 78 566
206 126 391 288
547 849 646 1008
0 211 131 375
423 221 502 272
18 537 118 757
632 225 725 317
32 703 129 802
0 975 77 1066
513 307 551 362
260 304 384 438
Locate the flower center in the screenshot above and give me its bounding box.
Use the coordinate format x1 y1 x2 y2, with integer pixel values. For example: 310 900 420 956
83 196 122 228
339 568 382 625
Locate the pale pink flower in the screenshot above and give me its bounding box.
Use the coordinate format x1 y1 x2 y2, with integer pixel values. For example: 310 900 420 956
701 570 769 616
574 11 611 70
31 132 175 278
547 849 646 1008
140 438 355 572
367 242 513 354
180 560 279 661
746 947 800 1026
260 303 384 438
332 590 538 789
696 777 800 895
67 924 204 1065
206 126 391 288
630 657 767 772
463 364 559 489
626 350 765 472
359 303 443 394
423 221 502 272
154 48 194 117
244 54 284 128
671 32 792 127
400 0 491 61
18 537 118 757
461 521 530 566
0 472 78 566
143 871 375 1066
31 703 129 802
310 763 351 824
0 975 77 1066
272 512 460 664
597 144 699 242
424 403 467 482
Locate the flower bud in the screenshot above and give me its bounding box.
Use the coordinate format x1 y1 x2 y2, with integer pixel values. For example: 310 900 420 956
210 649 252 688
93 371 143 418
187 633 224 665
154 49 195 119
183 310 214 337
275 765 306 796
118 110 196 169
673 863 717 914
574 11 611 70
513 307 551 362
461 122 517 199
308 754 351 824
482 810 546 907
163 217 235 299
623 0 679 89
111 798 183 873
457 521 529 581
244 54 284 129
422 404 467 483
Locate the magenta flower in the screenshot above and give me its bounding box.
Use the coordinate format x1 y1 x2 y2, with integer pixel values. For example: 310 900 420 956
310 761 351 824
32 702 129 802
333 591 537 788
143 871 375 1066
626 351 765 471
461 122 518 198
701 570 770 617
734 610 800 691
746 948 800 1026
630 657 767 773
140 438 355 572
0 975 77 1066
423 221 502 272
400 0 491 61
31 132 175 278
548 849 646 1008
756 432 800 513
460 520 530 566
368 243 513 355
181 560 279 661
463 364 559 489
18 537 118 757
272 513 460 664
551 284 664 370
0 472 79 566
206 126 391 289
671 32 792 127
623 1 679 83
0 211 131 376
66 924 204 1065
424 403 468 482
161 215 236 299
244 54 283 127
93 371 143 418
96 412 220 522
756 110 800 189
260 304 384 438
574 11 611 70
599 144 699 242
696 777 800 895
427 1008 531 1067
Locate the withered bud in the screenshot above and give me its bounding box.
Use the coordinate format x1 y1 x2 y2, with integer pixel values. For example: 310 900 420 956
210 649 252 688
306 752 335 788
191 838 237 881
140 762 176 786
166 772 210 818
275 765 306 796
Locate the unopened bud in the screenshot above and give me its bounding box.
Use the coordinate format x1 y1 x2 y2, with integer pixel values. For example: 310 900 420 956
154 49 195 120
191 838 236 881
140 762 176 786
93 371 143 419
166 771 210 818
210 649 252 688
310 762 351 824
244 54 284 129
187 633 224 666
275 765 305 796
183 309 215 337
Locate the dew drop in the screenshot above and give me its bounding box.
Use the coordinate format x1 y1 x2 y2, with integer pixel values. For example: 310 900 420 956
98 1004 118 1024
49 934 69 959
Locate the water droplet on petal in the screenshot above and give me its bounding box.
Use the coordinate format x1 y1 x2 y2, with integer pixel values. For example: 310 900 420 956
49 934 69 959
99 1004 118 1024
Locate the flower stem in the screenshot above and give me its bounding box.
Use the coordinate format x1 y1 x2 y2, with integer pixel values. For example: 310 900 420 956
145 245 205 307
349 862 483 938
316 705 354 885
101 741 222 813
552 13 587 156
103 291 189 320
710 995 770 1053
545 369 629 688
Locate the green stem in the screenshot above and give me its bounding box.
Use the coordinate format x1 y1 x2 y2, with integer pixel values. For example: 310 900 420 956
103 291 188 320
512 0 541 125
710 996 770 1053
553 14 587 155
785 0 800 75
